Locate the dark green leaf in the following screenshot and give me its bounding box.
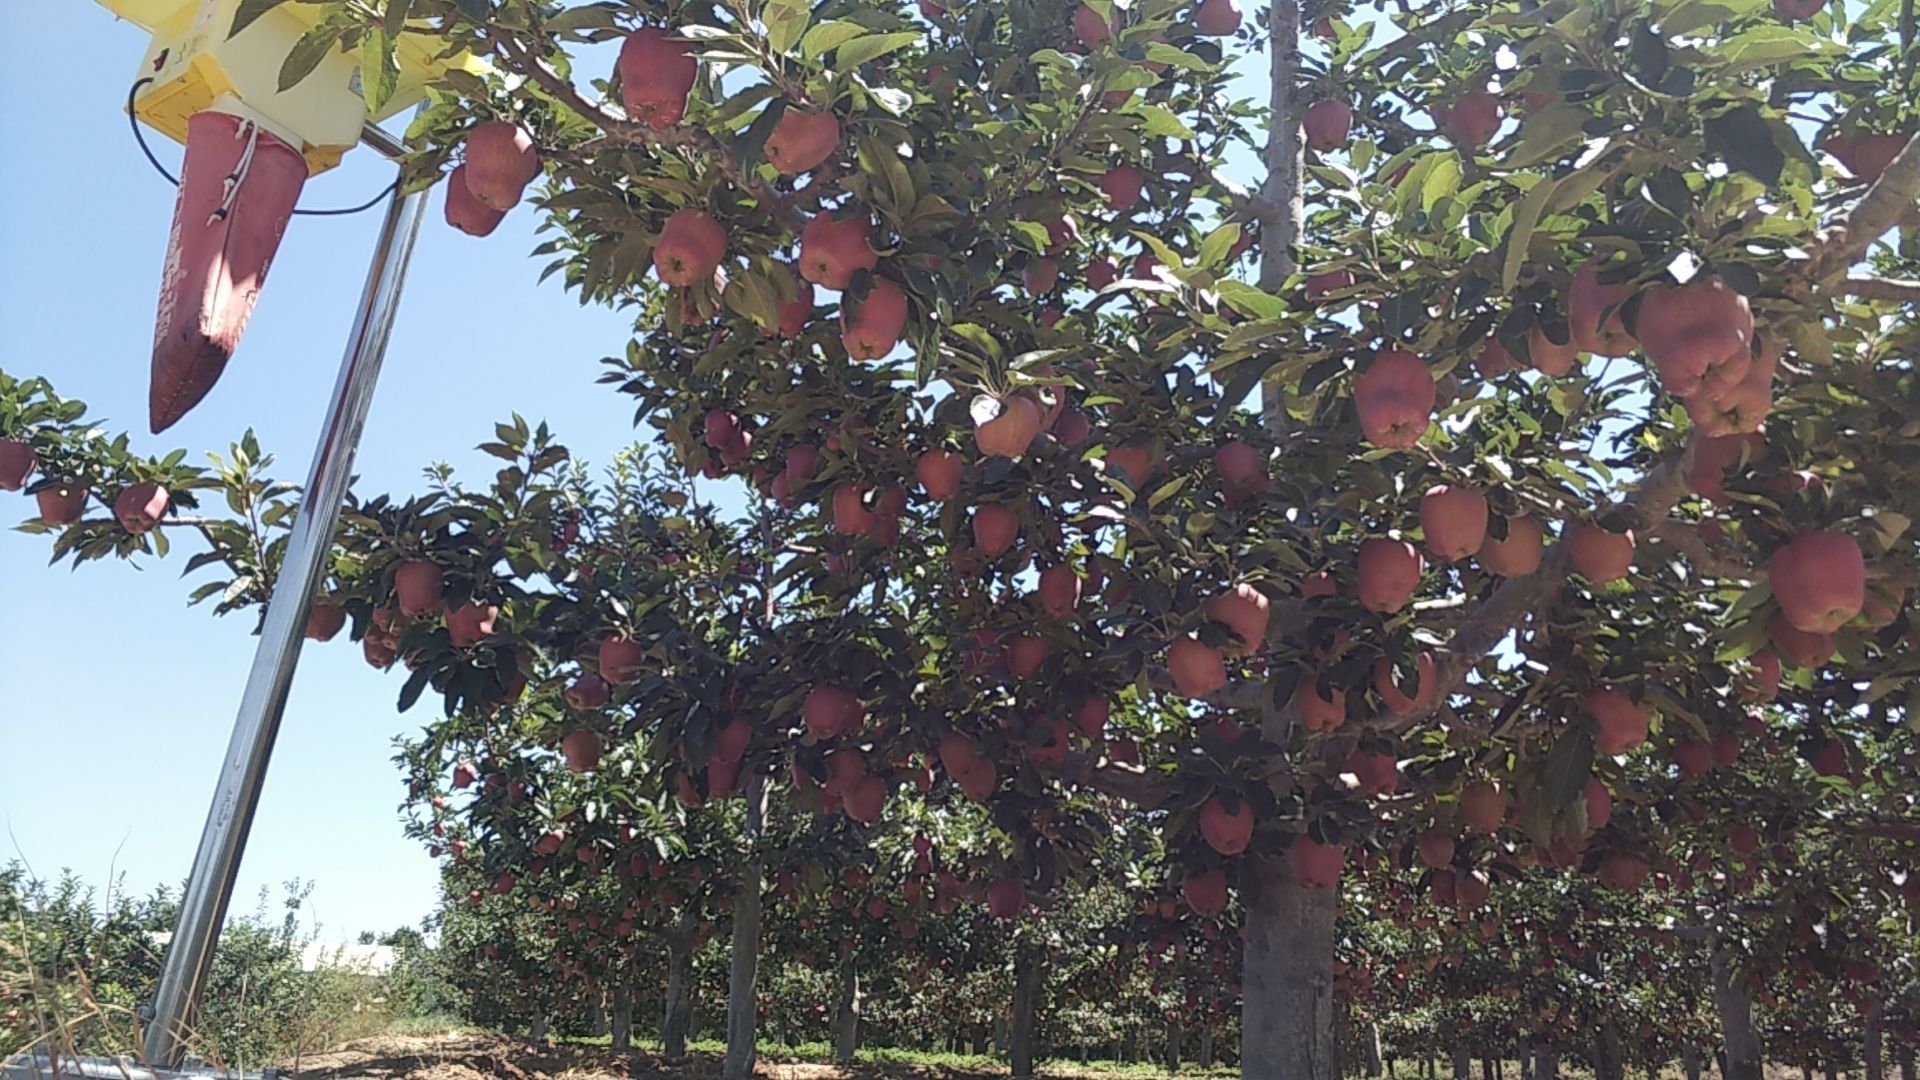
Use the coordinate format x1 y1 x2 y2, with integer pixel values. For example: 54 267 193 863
1704 104 1785 186
229 0 287 39
278 23 344 93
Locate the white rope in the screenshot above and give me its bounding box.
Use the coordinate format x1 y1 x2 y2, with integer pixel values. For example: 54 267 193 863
209 115 262 226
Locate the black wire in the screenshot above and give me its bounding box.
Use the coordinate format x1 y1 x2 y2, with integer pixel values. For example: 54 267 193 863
126 78 397 217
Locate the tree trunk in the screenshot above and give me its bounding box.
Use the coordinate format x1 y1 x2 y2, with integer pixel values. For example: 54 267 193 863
1594 1020 1626 1080
1865 1003 1885 1080
721 773 768 1080
1895 1042 1914 1080
1454 1048 1473 1080
1167 1023 1184 1073
994 1015 1010 1054
611 982 634 1054
1202 1026 1216 1068
1823 1066 1837 1080
1534 1045 1558 1080
1010 941 1041 1079
591 990 609 1038
1710 937 1763 1080
528 1008 549 1044
662 932 694 1063
1682 1045 1703 1080
833 945 860 1066
1483 1059 1496 1080
1800 1066 1812 1080
1243 854 1338 1080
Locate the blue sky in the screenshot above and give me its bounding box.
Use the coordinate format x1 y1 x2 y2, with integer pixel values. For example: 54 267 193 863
0 5 1274 941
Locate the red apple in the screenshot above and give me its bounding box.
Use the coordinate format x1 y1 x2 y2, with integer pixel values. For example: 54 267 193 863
566 672 610 710
1182 868 1229 914
1585 688 1649 754
1036 565 1081 618
1192 0 1241 35
1295 678 1346 732
1353 350 1435 450
1768 612 1834 670
1373 651 1436 715
1289 838 1344 889
1442 89 1502 149
0 439 32 490
462 121 539 211
986 878 1027 919
916 449 964 500
1303 100 1353 152
654 208 727 287
1417 832 1456 870
972 503 1019 556
1568 522 1635 584
35 481 87 525
447 601 498 647
1204 583 1270 656
1460 781 1507 833
617 28 698 128
305 603 347 642
1477 516 1544 577
765 106 840 174
394 560 444 617
1768 531 1864 634
841 276 910 360
1199 794 1254 855
1420 485 1489 562
975 394 1043 457
561 728 604 773
799 213 879 289
1097 166 1145 211
1568 258 1636 357
1168 636 1227 699
114 482 170 534
1357 538 1423 613
1636 276 1754 399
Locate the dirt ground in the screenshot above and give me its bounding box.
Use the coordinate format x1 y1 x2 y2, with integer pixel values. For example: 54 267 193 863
291 1032 1061 1079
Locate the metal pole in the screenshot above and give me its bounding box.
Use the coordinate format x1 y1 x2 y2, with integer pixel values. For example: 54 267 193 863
140 125 427 1070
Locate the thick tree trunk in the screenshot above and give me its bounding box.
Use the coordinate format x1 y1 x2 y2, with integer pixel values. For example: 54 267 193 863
610 982 633 1053
591 991 609 1038
528 1008 549 1044
1243 855 1338 1080
662 933 694 1063
1010 941 1041 1079
1534 1045 1558 1080
721 774 768 1080
1453 1048 1473 1080
1594 1020 1626 1080
833 946 860 1065
1865 1003 1885 1080
1682 1045 1703 1080
1711 938 1763 1080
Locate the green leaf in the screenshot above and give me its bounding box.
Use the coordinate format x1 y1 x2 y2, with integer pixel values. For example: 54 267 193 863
1704 104 1785 186
229 0 288 38
1500 175 1557 294
764 0 810 55
1006 220 1051 253
382 0 415 39
278 23 344 93
1195 223 1241 270
454 0 492 20
1213 280 1286 320
360 27 401 113
1539 728 1594 811
835 31 921 70
801 21 869 59
1130 104 1194 140
1504 103 1591 170
1718 25 1824 72
398 665 433 712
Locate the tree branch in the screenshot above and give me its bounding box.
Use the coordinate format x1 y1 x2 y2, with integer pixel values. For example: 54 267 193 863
1808 130 1920 281
487 31 805 232
1383 442 1699 733
1044 749 1172 806
1840 276 1920 304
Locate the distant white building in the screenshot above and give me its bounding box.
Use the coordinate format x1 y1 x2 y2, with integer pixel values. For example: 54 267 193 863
300 942 396 975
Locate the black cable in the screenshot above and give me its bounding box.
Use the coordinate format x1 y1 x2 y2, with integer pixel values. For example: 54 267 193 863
126 77 397 217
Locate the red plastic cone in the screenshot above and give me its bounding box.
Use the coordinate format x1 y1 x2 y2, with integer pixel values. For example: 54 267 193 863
149 109 307 433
